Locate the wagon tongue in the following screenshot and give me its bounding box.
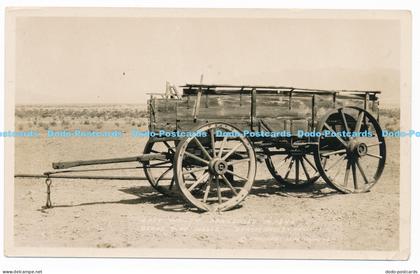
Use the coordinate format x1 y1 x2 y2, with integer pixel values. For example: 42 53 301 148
52 154 167 170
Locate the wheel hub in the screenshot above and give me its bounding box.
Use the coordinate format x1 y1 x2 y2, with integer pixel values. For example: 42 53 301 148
356 142 368 156
347 140 368 157
210 158 228 175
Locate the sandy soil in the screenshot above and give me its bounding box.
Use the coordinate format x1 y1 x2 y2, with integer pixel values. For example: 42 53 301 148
13 130 400 251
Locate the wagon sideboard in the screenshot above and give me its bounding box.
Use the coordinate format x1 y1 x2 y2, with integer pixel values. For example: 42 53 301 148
149 84 380 134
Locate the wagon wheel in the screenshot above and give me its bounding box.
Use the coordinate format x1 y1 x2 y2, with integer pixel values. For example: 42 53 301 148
174 122 256 212
264 147 321 188
143 139 177 196
314 107 386 193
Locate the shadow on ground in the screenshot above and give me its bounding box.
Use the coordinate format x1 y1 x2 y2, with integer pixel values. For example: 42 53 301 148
251 179 339 199
43 178 340 213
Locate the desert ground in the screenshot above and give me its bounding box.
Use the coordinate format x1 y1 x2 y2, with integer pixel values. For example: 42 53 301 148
13 105 400 251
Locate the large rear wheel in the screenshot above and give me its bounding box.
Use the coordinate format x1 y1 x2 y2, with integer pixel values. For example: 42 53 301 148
174 122 256 212
314 107 386 193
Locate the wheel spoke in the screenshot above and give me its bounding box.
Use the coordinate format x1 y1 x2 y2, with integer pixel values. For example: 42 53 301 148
366 141 383 147
202 180 211 203
218 136 227 158
190 172 198 180
303 155 317 171
324 122 348 147
339 109 350 133
222 142 243 161
193 137 212 160
210 129 216 157
216 176 222 204
354 111 364 133
325 154 346 172
351 162 359 189
225 169 248 181
182 166 208 175
169 177 175 190
343 160 351 187
284 158 295 179
184 151 209 165
321 149 346 157
187 172 209 191
269 155 290 173
366 153 383 159
163 141 175 153
300 159 311 181
221 174 238 196
356 159 369 184
227 158 250 166
295 158 300 183
322 157 328 168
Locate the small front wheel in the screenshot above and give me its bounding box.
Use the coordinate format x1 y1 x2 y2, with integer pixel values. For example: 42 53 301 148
264 147 321 188
143 139 177 196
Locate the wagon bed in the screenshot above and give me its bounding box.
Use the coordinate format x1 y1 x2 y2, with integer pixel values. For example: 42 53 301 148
150 83 380 136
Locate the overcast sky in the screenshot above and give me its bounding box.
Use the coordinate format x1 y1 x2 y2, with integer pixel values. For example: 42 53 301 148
15 16 400 106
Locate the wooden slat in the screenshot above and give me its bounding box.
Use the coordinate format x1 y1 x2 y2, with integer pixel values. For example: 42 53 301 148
176 95 251 120
177 119 251 132
256 94 312 119
152 99 177 123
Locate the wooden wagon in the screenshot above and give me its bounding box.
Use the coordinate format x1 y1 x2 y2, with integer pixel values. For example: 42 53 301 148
47 83 386 212
142 83 386 211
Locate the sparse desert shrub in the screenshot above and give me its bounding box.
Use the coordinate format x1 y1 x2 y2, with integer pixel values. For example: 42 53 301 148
384 118 400 131
138 111 148 118
379 108 400 131
15 111 24 119
61 119 70 129
38 122 49 131
15 105 148 132
137 120 147 127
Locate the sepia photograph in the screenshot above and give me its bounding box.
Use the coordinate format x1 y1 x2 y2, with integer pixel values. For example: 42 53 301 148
4 7 411 260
